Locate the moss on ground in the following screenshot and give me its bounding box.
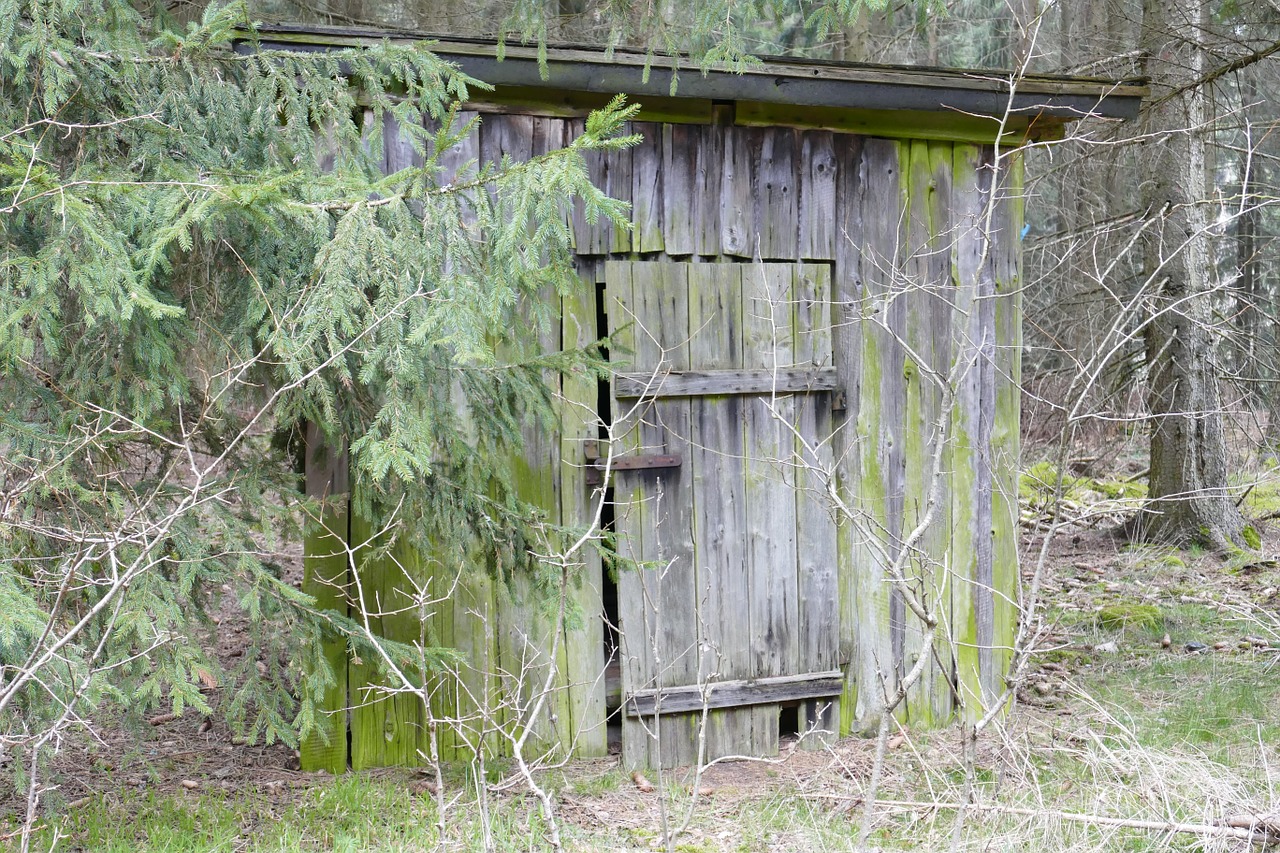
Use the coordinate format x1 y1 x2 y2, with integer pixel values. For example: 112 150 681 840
1095 603 1164 633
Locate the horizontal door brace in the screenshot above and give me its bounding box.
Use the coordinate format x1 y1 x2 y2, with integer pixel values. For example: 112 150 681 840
615 367 839 399
624 669 843 717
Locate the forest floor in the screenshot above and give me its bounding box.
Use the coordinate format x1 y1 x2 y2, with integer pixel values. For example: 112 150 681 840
5 456 1280 852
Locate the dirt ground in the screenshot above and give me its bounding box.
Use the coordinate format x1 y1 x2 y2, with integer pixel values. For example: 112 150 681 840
12 502 1280 848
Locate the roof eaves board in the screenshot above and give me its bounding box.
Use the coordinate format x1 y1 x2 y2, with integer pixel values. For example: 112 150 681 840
242 24 1146 122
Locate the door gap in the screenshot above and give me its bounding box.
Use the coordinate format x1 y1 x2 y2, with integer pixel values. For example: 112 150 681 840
596 275 623 753
778 704 801 740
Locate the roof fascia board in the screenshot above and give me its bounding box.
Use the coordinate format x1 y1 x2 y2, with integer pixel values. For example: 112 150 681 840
242 25 1145 122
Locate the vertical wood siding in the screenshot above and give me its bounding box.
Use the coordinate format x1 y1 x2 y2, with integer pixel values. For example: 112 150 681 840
302 110 1024 772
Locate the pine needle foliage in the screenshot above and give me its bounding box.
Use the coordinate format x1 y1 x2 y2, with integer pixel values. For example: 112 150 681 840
0 0 636 791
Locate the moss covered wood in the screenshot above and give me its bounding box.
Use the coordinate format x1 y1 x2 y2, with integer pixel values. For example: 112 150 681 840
302 111 1027 772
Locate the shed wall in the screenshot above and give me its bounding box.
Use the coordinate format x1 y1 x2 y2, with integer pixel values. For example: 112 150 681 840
301 107 1022 772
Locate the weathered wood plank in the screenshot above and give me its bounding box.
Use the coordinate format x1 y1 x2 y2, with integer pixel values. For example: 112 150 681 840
433 109 480 229
625 671 844 717
899 139 931 727
971 146 998 712
480 112 534 168
850 138 906 727
925 141 956 725
348 510 429 770
742 262 799 757
474 117 569 758
687 262 754 762
345 113 435 770
434 110 480 177
449 562 500 760
571 118 632 254
661 124 696 256
615 367 839 399
695 122 725 255
665 123 727 256
631 122 664 252
799 132 838 261
300 426 350 774
734 101 1039 144
989 150 1023 710
721 127 760 258
900 139 955 727
756 128 799 260
531 116 571 255
560 262 608 757
461 87 716 125
831 132 865 736
631 262 699 768
381 111 422 178
792 263 839 746
880 144 910 719
607 261 658 769
481 113 534 249
500 272 568 759
949 143 987 721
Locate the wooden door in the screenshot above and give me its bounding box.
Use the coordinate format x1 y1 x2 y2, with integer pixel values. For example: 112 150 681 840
607 261 841 768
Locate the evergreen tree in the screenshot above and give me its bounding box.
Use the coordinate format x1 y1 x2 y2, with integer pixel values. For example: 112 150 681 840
0 0 634 786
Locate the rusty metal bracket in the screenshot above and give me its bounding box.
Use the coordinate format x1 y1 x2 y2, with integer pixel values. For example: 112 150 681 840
583 441 682 485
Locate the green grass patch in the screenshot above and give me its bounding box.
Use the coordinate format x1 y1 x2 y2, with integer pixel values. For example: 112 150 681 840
11 774 556 853
1084 654 1280 758
1119 543 1186 571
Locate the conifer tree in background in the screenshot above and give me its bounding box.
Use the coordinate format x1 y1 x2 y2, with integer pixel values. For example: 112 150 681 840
0 0 635 790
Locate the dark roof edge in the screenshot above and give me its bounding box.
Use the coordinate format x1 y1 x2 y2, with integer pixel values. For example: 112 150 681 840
241 23 1146 122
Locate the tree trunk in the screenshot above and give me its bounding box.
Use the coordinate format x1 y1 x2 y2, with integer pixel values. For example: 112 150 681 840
1138 0 1249 549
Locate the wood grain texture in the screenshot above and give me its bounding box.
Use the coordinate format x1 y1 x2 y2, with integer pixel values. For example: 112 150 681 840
663 124 727 256
695 123 725 255
348 510 429 770
481 115 568 759
608 262 658 769
799 131 838 261
899 140 956 726
989 150 1023 710
626 671 844 717
971 147 998 712
831 132 865 736
741 262 798 757
924 141 957 725
615 367 839 399
300 426 350 773
721 127 760 258
571 118 632 254
756 129 800 259
661 124 696 256
433 109 480 228
850 138 907 727
949 143 986 721
631 123 664 252
792 263 839 745
633 262 699 768
687 263 753 761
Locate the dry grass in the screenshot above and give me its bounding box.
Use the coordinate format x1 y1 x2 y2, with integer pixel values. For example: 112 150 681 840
7 473 1280 852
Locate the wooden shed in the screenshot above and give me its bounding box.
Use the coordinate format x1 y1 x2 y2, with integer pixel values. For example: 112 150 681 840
263 26 1144 772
